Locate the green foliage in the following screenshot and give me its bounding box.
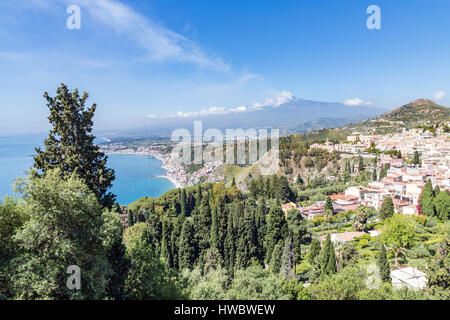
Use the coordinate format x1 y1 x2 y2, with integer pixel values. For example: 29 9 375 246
308 239 321 264
264 202 288 262
11 170 120 300
426 237 450 299
33 84 115 208
419 179 436 217
434 191 450 221
382 214 417 266
377 244 391 283
379 196 394 220
225 264 289 300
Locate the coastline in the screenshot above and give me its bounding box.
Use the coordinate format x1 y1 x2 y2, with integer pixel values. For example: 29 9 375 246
104 150 185 189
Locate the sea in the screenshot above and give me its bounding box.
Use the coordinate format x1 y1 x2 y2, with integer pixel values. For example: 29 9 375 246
0 135 175 205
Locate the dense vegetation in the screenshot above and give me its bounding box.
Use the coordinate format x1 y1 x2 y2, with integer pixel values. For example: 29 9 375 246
0 86 449 300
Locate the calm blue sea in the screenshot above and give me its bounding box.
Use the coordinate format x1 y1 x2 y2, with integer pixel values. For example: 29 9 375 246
0 135 175 205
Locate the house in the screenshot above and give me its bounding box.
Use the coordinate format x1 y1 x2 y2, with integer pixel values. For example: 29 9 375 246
391 267 427 290
281 202 298 214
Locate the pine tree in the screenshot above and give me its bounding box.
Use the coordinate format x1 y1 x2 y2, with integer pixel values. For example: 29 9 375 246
434 185 441 197
196 193 212 260
320 234 332 274
379 196 394 220
160 218 173 268
33 84 115 208
235 199 258 269
377 243 391 283
296 174 304 186
419 179 436 217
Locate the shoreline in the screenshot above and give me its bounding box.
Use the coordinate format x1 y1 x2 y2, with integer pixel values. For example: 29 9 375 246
105 150 185 189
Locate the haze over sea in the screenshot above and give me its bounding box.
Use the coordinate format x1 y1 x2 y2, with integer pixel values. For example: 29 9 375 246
0 135 175 205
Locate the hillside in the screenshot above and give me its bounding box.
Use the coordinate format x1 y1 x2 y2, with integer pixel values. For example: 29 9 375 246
207 98 450 188
381 99 450 124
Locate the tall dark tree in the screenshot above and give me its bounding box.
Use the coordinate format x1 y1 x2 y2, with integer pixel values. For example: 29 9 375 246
33 84 115 208
264 201 288 262
255 199 267 264
235 199 258 269
372 168 377 181
210 206 220 250
127 209 135 227
308 239 321 264
178 218 197 270
358 156 364 172
277 176 293 202
413 151 421 167
379 196 394 220
377 243 391 283
224 211 236 272
325 241 337 275
419 179 436 217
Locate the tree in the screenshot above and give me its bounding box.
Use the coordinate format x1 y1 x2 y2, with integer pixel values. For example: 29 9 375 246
277 176 293 202
11 170 119 299
123 232 183 300
235 200 258 269
308 239 321 264
33 84 115 208
413 151 421 167
264 202 288 262
434 191 450 221
426 238 450 299
296 174 304 186
210 206 220 250
358 156 364 172
419 179 436 217
336 243 360 270
353 205 369 231
372 168 377 181
377 244 391 283
379 197 394 220
127 209 135 227
178 218 197 270
270 241 284 274
324 197 334 229
325 241 337 275
382 214 416 266
0 197 26 299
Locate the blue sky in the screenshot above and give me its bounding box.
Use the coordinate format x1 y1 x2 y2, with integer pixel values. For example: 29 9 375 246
0 0 449 134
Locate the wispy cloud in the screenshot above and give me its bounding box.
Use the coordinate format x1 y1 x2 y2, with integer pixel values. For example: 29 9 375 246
69 0 229 71
343 98 373 106
433 90 445 101
169 90 295 118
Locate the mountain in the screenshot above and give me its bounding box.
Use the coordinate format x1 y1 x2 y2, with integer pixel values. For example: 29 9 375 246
99 98 384 140
380 98 450 124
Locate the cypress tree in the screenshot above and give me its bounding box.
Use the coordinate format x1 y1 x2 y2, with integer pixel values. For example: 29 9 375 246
264 201 288 262
127 209 134 227
178 218 197 270
320 234 332 274
255 199 267 264
224 211 236 271
413 151 421 166
324 197 334 215
358 156 364 172
419 179 436 217
379 196 394 220
33 84 115 208
281 236 294 279
235 200 258 269
325 241 337 275
180 188 187 216
308 238 321 264
377 243 391 283
210 206 220 250
270 241 284 274
372 168 377 181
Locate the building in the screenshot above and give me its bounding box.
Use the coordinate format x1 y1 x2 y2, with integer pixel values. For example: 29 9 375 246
391 267 427 290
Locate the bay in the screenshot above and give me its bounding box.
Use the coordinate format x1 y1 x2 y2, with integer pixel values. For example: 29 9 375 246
0 135 175 205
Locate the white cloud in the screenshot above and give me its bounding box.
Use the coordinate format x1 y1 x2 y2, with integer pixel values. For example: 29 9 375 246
41 0 229 71
172 91 295 118
433 90 445 101
343 98 373 106
147 114 157 119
